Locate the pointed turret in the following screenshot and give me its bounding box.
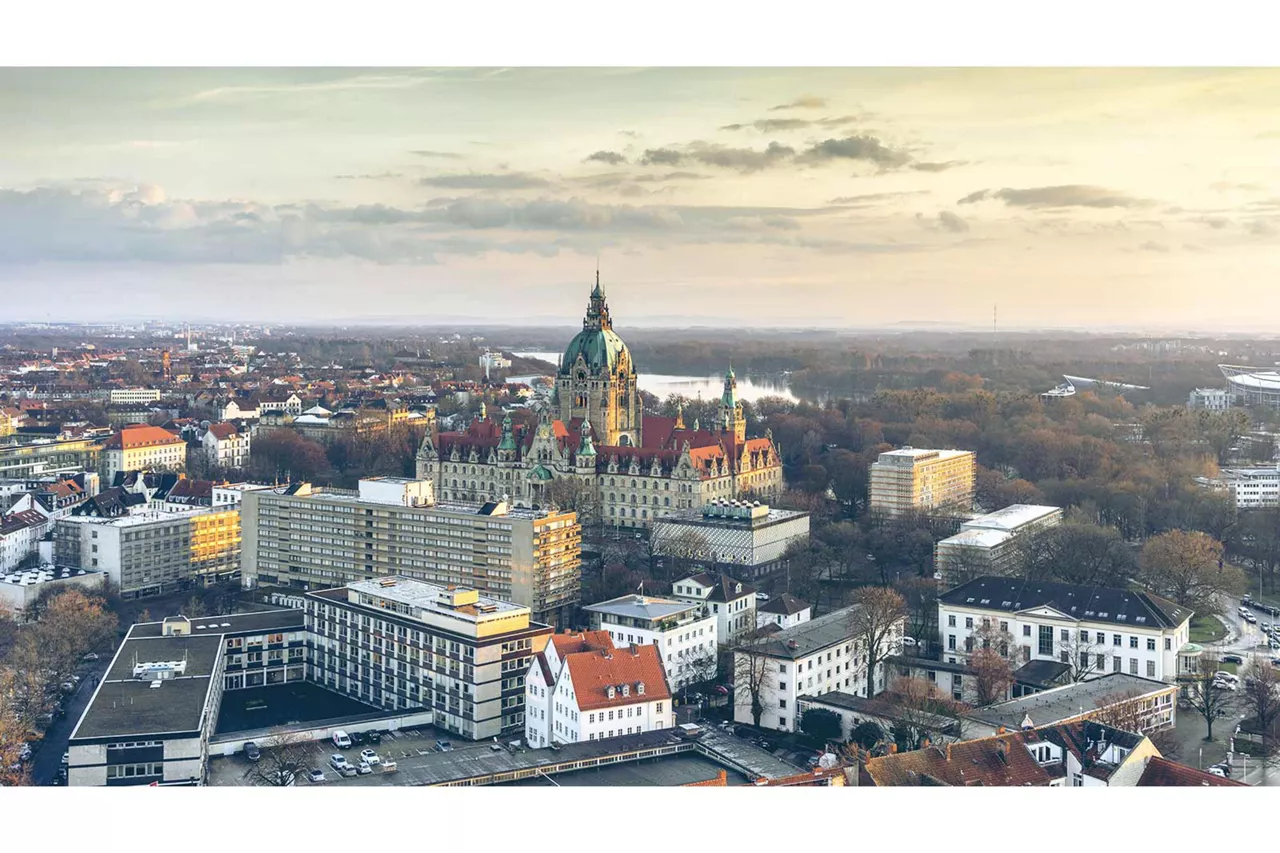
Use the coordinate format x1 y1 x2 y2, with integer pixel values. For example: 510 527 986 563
498 412 517 455
577 419 597 457
674 402 685 430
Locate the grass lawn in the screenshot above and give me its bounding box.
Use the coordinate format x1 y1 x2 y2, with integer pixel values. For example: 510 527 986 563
1214 661 1239 675
1189 614 1227 644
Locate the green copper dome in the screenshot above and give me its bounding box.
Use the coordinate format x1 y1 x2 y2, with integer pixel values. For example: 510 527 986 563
560 328 631 377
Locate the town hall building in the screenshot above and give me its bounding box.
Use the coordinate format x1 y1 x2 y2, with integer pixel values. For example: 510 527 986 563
415 275 784 529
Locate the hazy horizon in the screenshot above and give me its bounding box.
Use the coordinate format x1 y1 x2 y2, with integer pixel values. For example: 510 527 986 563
3 67 1279 330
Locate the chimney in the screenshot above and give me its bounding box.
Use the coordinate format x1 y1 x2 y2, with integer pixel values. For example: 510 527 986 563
787 640 799 650
997 726 1006 735
996 740 1009 765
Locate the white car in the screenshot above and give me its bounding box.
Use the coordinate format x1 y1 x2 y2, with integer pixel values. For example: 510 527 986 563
1207 765 1228 778
359 749 380 766
329 753 350 771
1212 678 1238 691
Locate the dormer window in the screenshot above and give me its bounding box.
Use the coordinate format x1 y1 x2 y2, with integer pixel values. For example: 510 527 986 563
637 682 645 695
621 684 630 697
607 686 616 699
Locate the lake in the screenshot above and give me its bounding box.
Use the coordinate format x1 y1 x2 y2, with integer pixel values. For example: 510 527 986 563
510 351 798 403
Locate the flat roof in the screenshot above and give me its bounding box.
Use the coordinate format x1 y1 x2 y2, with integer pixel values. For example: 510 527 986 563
966 673 1175 731
59 507 218 528
505 753 746 787
346 577 528 617
126 609 304 639
289 488 556 521
876 447 972 461
939 528 1012 549
583 594 702 622
72 634 226 741
961 504 1061 533
654 507 809 530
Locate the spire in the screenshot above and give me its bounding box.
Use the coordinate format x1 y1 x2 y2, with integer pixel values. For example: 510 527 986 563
498 412 517 452
584 270 612 331
674 402 685 430
577 419 596 457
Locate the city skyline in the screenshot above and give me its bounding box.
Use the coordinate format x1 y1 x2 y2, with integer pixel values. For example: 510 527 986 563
3 67 1279 330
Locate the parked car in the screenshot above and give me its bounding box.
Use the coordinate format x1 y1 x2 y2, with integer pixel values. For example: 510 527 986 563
356 761 373 775
331 731 352 749
349 731 366 746
244 742 261 762
1212 678 1238 691
1220 654 1244 665
1207 765 1228 778
307 768 326 783
381 758 398 773
712 685 729 696
336 763 357 777
359 749 380 766
82 653 100 662
756 593 770 602
1244 612 1258 624
435 740 453 752
366 731 382 745
329 753 350 771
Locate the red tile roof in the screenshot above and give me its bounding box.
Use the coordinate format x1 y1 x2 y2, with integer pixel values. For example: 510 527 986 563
863 733 1052 787
550 630 613 657
1137 757 1246 787
104 425 184 450
563 642 671 711
206 422 239 441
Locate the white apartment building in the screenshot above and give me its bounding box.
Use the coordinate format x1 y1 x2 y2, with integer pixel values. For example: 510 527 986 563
937 576 1193 684
671 571 757 643
479 351 512 377
211 482 273 509
934 504 1063 588
0 508 50 572
524 629 673 748
0 565 105 618
102 426 187 481
201 422 251 470
869 447 976 517
1188 387 1231 411
109 388 162 405
650 500 810 581
1221 465 1280 509
305 578 552 740
241 477 581 627
582 594 717 692
732 605 906 733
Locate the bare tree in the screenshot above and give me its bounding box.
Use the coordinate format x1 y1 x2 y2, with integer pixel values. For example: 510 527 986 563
1187 656 1232 742
1089 688 1153 734
1061 632 1108 683
848 587 908 699
732 639 773 728
967 649 1014 707
1241 655 1280 758
241 730 315 786
884 675 969 751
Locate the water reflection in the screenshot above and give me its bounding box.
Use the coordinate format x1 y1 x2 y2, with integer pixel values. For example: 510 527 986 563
509 352 798 403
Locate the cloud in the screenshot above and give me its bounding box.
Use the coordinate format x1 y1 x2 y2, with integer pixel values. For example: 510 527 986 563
419 173 551 189
335 172 403 180
186 72 432 103
1210 181 1264 193
584 150 627 165
721 118 813 132
910 160 968 173
409 150 463 159
639 148 685 166
1138 240 1169 252
1247 219 1277 237
769 96 827 111
683 141 796 172
914 211 970 233
829 191 930 205
797 135 912 169
957 185 1152 209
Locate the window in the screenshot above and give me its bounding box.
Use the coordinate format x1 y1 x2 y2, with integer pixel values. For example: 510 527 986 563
948 634 956 651
1165 638 1172 651
779 716 787 727
778 664 786 674
965 617 973 629
655 703 663 713
1000 621 1008 632
779 699 787 709
1146 660 1156 677
1079 651 1090 669
1079 630 1090 643
1060 629 1069 642
1113 634 1122 647
1097 653 1106 669
1129 636 1138 649
1038 625 1053 657
1130 658 1138 675
1022 625 1031 637
947 615 956 627
1147 638 1156 652
779 681 787 690
1113 657 1122 672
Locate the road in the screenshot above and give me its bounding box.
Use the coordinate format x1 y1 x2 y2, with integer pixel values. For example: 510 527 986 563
29 657 111 786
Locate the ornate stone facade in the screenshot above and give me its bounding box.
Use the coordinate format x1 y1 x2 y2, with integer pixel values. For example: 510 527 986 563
416 277 784 529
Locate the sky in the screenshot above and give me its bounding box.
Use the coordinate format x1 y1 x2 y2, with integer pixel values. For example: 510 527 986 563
2 67 1279 331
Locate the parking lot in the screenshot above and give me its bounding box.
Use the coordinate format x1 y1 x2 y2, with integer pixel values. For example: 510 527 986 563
208 725 499 787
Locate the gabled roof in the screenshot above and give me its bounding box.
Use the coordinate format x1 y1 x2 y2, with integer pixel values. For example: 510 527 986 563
679 572 756 603
563 642 672 711
759 593 810 616
939 576 1191 629
206 422 239 441
864 732 1051 787
1137 756 1245 787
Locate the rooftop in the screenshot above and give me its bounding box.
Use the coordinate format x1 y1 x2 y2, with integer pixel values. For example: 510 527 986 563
1 565 103 587
583 594 704 623
344 576 529 620
126 608 304 640
875 447 973 464
961 504 1061 533
60 506 222 528
966 673 1175 731
742 606 858 660
939 576 1191 629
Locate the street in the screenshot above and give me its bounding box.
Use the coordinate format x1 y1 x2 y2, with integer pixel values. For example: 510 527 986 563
28 657 112 786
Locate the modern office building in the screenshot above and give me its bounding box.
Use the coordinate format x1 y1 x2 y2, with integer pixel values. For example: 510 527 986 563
934 504 1063 588
1218 464 1280 509
108 388 163 405
54 506 241 596
102 425 187 480
582 593 717 691
241 477 581 626
650 499 810 580
1187 387 1231 411
304 576 552 740
869 447 976 517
